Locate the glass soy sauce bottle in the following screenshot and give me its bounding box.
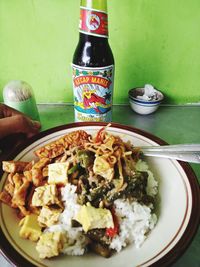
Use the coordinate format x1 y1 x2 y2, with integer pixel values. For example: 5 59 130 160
72 0 114 122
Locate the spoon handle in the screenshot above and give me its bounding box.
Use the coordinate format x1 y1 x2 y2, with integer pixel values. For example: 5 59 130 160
140 144 200 163
141 144 200 152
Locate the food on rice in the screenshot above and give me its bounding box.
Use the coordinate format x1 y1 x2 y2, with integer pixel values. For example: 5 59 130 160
19 214 42 242
75 202 114 232
38 206 62 227
36 231 66 259
0 125 158 259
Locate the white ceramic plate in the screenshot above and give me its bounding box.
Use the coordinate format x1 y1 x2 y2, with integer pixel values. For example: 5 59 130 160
0 122 199 267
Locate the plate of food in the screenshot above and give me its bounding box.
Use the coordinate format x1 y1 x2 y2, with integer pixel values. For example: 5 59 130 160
0 122 199 267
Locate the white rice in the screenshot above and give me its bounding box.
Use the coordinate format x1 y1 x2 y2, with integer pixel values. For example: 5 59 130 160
108 160 158 252
109 200 157 252
47 160 158 256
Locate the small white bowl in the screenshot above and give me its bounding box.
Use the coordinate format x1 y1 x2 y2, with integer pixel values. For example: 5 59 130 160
129 87 164 115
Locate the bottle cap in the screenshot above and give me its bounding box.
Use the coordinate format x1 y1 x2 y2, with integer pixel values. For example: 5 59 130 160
3 80 40 121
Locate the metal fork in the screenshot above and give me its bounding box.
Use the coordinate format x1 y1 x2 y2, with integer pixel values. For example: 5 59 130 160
140 144 200 163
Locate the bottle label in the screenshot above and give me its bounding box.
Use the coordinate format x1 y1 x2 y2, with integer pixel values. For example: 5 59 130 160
72 64 114 122
79 7 108 38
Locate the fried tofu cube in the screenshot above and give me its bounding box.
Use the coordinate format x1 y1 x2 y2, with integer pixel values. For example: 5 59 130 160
32 185 60 207
38 206 62 227
75 203 114 232
12 179 30 207
19 214 42 241
93 156 114 181
36 232 65 259
48 162 69 185
31 158 50 186
2 161 29 173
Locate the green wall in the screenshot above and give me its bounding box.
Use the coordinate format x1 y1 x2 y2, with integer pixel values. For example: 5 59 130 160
0 0 199 104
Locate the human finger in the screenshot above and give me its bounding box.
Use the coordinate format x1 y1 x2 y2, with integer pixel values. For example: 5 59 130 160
0 115 41 139
0 103 22 118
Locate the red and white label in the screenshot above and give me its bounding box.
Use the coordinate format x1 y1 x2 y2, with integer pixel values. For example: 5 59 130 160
79 7 108 38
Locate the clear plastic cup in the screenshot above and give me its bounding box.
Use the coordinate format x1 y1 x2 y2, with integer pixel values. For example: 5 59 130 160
3 80 40 121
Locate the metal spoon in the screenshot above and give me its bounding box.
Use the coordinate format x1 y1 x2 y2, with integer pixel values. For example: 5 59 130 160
140 144 200 163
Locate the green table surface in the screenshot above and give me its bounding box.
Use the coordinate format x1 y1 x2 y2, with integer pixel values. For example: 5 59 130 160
1 104 200 267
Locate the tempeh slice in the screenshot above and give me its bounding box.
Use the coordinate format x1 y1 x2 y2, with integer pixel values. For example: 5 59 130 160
34 130 91 159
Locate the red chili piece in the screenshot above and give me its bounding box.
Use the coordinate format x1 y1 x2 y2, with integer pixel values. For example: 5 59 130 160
106 208 119 238
95 126 105 143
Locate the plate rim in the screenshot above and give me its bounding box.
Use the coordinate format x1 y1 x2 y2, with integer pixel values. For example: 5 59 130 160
0 122 199 267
